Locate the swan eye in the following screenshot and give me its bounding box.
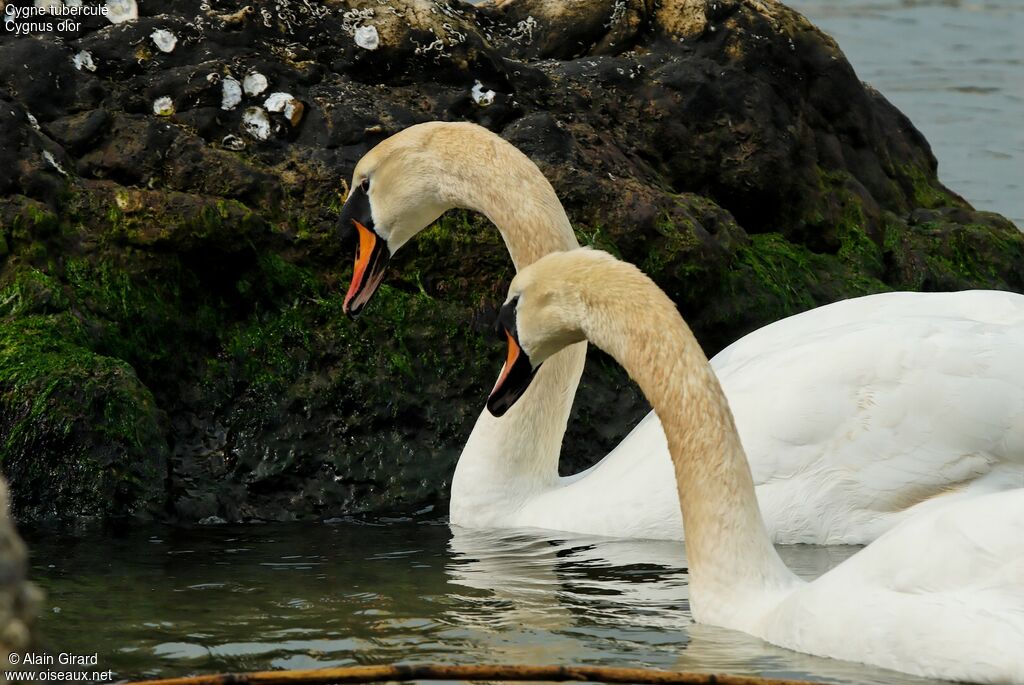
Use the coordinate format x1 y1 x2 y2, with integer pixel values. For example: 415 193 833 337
360 177 370 193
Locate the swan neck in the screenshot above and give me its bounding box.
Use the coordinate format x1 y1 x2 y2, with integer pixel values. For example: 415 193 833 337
580 278 796 604
448 136 583 522
443 140 579 269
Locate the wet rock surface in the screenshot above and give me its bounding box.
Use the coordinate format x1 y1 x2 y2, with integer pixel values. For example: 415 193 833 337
0 477 39 670
0 0 1021 523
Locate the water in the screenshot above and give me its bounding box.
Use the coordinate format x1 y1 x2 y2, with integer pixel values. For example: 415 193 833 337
789 0 1024 227
30 522 944 684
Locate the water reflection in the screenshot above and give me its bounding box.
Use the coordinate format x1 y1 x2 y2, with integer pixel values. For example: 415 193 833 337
28 522 943 684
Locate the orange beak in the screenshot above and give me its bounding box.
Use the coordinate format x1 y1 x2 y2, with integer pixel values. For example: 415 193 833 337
343 220 390 317
492 329 524 395
487 327 539 417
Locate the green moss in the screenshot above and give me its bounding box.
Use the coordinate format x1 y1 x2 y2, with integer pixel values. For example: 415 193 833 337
257 252 318 294
575 223 622 258
62 258 190 372
898 164 959 210
732 233 820 313
638 210 705 279
0 315 166 520
924 222 1022 289
0 266 70 317
220 300 318 392
10 205 60 243
396 209 513 303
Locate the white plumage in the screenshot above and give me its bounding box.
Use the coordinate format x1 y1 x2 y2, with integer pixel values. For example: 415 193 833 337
462 289 1024 544
344 121 1024 544
498 249 1024 683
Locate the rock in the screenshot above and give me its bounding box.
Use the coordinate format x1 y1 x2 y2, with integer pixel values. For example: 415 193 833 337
0 0 1021 524
0 477 40 675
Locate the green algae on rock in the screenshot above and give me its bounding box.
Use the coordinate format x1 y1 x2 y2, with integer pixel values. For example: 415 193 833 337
0 0 1021 523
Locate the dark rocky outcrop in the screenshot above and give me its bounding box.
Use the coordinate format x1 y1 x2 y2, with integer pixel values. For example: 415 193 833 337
0 0 1021 523
0 476 39 670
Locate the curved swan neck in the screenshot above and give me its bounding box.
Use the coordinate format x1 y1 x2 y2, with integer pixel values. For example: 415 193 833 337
572 263 796 605
445 127 584 520
436 127 579 268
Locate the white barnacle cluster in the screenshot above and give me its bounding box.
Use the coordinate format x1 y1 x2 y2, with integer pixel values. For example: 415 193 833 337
243 72 269 96
240 92 303 141
241 107 271 140
264 91 304 127
221 76 243 110
220 76 303 143
605 0 628 29
72 50 96 72
507 16 537 45
197 67 304 145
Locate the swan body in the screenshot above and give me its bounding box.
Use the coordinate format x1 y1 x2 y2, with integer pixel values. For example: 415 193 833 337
488 248 1024 683
340 121 1024 544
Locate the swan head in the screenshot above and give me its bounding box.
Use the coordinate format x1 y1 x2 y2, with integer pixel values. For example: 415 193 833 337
488 250 600 416
339 122 486 316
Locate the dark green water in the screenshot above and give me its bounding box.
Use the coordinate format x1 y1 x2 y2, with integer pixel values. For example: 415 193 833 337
30 522 945 684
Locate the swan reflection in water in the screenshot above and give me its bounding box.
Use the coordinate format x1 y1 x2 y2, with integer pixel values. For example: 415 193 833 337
444 526 941 685
32 521 943 684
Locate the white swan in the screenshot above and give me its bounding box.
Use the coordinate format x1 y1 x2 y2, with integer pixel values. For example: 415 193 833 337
339 120 1024 544
485 247 1024 684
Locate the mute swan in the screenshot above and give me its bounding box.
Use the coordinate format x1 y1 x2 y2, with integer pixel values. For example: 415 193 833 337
339 120 1024 544
486 248 1024 684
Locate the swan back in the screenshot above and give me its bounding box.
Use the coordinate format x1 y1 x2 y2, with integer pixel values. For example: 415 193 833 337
711 289 1024 543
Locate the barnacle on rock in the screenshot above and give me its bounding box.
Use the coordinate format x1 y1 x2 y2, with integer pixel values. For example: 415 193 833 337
72 50 96 72
151 29 178 53
152 96 174 116
243 72 269 96
241 106 271 140
221 77 243 110
354 25 380 50
105 0 138 24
